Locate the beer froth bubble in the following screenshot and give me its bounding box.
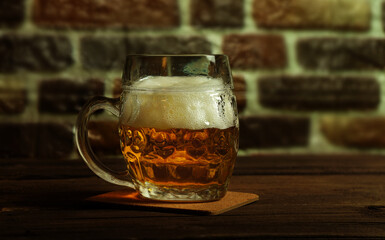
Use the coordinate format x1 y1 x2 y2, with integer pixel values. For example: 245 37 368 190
121 76 236 130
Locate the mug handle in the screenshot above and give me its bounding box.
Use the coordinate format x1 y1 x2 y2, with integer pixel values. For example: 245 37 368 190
75 96 135 189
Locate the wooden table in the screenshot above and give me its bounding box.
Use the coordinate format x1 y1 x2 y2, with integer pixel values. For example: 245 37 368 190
1 155 385 239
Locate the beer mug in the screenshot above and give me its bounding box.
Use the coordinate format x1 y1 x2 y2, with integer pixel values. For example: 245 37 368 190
75 54 239 202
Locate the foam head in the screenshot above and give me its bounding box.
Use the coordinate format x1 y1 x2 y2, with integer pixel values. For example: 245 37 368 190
121 76 237 130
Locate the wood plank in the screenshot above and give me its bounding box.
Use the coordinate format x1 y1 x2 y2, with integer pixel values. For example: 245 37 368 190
1 209 385 239
2 154 385 180
1 175 384 209
0 158 106 180
1 174 385 239
235 154 385 175
2 155 385 239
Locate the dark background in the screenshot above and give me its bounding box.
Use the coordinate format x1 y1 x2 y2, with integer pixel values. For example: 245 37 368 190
0 0 384 160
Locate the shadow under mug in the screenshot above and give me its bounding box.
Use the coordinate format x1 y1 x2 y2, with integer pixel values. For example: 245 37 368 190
75 54 239 202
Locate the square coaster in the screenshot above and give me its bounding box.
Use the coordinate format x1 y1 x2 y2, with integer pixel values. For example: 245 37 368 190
87 190 259 215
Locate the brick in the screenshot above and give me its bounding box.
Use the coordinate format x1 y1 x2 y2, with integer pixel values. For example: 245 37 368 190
0 123 73 159
233 76 246 113
88 121 121 156
0 82 27 114
0 123 35 158
37 122 74 158
297 38 385 70
126 35 211 54
253 0 370 30
321 116 385 148
81 37 126 71
0 0 25 27
258 76 379 111
0 35 73 73
81 36 212 70
33 0 179 29
239 116 309 149
191 0 243 28
222 34 286 70
38 79 104 114
113 78 122 98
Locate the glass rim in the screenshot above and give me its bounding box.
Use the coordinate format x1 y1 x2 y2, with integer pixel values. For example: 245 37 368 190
121 86 233 92
122 54 233 89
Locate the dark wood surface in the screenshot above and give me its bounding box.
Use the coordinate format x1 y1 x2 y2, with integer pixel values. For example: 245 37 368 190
1 154 385 239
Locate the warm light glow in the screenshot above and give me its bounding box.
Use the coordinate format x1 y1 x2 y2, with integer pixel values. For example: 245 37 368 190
161 57 167 70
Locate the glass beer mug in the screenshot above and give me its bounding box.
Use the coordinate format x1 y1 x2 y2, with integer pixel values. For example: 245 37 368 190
75 54 239 202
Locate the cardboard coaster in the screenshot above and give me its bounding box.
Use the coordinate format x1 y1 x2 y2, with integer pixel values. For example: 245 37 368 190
87 190 259 215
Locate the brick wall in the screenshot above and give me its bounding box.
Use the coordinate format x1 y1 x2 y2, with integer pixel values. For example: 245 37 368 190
1 0 385 159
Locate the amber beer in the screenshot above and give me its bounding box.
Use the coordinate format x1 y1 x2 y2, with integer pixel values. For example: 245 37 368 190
118 76 239 199
119 126 238 187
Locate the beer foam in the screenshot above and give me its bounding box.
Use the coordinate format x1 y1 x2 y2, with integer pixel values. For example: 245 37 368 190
121 76 236 130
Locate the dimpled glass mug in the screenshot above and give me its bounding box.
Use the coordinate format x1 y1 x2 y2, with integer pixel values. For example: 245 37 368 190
75 54 239 202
